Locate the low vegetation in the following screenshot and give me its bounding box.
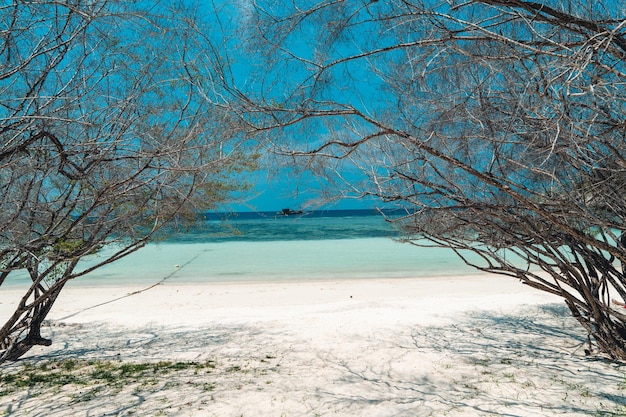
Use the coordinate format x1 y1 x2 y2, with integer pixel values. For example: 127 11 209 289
0 354 281 415
0 359 217 399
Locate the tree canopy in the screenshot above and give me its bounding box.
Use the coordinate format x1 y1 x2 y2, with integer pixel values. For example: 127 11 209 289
0 0 254 363
214 0 626 359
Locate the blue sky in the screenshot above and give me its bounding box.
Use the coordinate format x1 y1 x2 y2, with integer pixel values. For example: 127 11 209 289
204 0 378 212
229 168 373 212
212 0 626 214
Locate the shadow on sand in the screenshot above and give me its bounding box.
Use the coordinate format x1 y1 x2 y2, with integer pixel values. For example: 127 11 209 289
2 304 625 417
313 304 626 416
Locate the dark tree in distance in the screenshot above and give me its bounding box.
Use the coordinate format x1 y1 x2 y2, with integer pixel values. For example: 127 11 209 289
215 0 626 359
0 1 254 363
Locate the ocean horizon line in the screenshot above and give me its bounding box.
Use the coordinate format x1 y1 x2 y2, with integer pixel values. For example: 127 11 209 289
203 207 407 221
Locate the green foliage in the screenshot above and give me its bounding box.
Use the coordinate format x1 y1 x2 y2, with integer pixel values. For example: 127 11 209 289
51 239 84 257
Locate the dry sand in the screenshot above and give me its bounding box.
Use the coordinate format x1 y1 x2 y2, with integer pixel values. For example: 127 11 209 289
1 274 625 416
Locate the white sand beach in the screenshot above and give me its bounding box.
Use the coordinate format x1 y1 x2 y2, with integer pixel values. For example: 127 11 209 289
1 274 625 416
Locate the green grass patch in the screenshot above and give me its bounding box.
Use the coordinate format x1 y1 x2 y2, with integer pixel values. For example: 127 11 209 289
0 359 217 398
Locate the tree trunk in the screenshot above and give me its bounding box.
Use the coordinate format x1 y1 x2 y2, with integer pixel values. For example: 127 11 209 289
1 282 65 363
564 297 626 360
3 326 52 362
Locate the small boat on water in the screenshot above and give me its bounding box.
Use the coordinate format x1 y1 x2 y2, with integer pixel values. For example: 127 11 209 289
278 208 303 216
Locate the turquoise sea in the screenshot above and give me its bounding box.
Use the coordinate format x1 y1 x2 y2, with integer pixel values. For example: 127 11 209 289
9 210 479 287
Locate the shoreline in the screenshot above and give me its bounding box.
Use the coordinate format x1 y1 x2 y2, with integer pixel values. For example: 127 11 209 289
1 236 489 289
3 273 553 328
2 274 625 416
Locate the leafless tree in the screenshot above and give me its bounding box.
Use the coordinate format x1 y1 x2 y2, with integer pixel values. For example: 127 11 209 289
216 0 626 359
0 1 253 363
